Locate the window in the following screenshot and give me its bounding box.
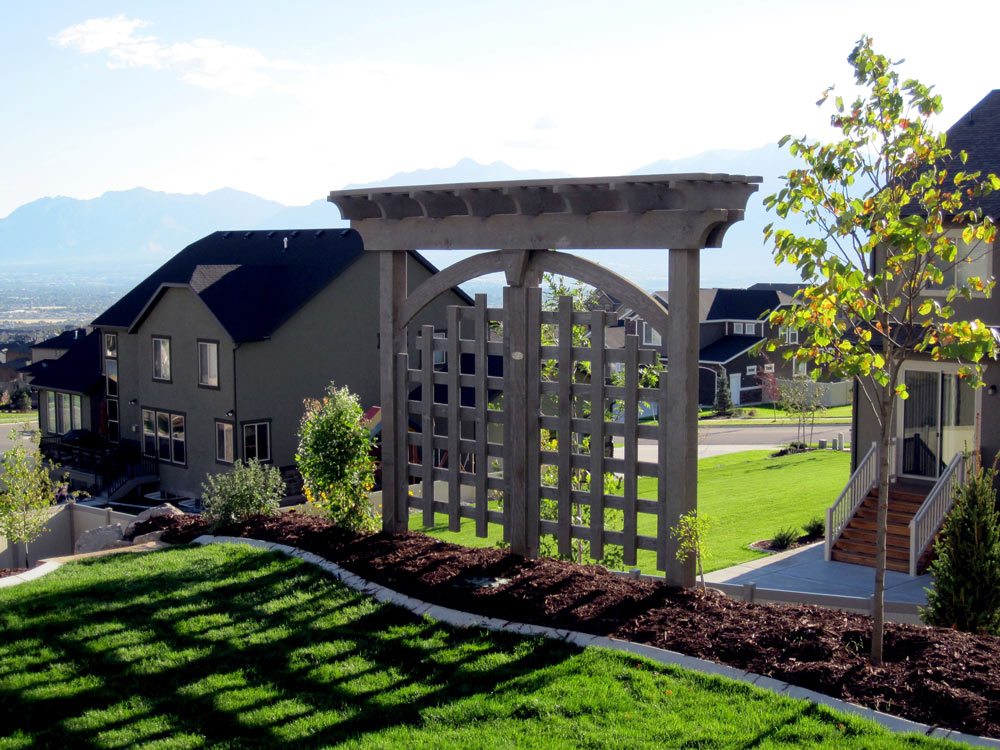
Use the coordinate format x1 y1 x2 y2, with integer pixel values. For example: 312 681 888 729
746 365 758 376
152 336 171 381
216 421 234 464
71 395 82 430
142 408 186 465
781 326 799 345
928 229 993 291
793 357 808 377
745 323 757 336
58 393 70 434
45 392 56 433
641 322 662 347
243 421 271 462
104 332 117 358
763 363 775 374
105 358 118 396
107 398 119 443
733 322 745 335
198 340 219 388
432 332 447 368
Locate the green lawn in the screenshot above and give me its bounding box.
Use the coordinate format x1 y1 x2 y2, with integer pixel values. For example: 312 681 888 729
0 544 955 748
412 450 850 574
0 411 37 425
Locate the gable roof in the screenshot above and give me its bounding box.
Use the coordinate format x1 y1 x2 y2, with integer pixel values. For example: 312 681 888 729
944 90 1000 219
33 328 88 351
698 335 760 365
651 288 794 322
29 330 103 395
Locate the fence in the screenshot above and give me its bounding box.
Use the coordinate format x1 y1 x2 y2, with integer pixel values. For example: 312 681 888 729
0 503 135 568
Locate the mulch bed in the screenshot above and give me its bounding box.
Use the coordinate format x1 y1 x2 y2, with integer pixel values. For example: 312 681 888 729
133 511 1000 739
0 568 27 579
749 533 823 554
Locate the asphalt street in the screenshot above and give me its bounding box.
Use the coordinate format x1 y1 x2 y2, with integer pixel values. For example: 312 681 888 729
619 423 852 461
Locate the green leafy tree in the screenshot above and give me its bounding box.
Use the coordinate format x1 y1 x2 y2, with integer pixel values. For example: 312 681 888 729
202 459 283 525
0 430 56 566
296 383 378 532
764 36 999 664
671 510 712 590
11 387 31 413
922 458 1000 635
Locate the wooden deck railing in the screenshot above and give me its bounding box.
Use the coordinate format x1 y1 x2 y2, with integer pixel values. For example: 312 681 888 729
826 441 877 561
909 452 965 577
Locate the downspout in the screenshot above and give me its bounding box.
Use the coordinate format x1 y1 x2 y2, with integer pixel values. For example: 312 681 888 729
850 376 859 471
232 343 240 461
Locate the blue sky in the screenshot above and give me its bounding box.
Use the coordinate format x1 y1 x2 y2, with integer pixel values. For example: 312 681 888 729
3 0 999 217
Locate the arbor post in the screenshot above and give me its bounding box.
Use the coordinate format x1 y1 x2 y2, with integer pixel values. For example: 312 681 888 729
379 250 408 533
665 248 700 587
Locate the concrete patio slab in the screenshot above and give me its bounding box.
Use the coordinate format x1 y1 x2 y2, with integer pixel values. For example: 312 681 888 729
704 542 932 606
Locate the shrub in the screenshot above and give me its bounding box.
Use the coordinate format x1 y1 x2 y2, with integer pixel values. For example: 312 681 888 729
296 383 377 532
202 459 283 525
803 516 825 539
713 372 733 417
922 460 1000 635
671 510 712 590
11 387 31 412
770 527 799 550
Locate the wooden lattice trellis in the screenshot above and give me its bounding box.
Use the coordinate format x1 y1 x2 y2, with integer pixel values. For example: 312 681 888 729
401 293 671 570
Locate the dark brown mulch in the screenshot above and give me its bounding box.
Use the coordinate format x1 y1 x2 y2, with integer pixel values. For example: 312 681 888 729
749 533 823 554
133 511 1000 739
0 568 27 579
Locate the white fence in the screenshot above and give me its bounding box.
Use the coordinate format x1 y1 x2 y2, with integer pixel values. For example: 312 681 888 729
0 503 135 568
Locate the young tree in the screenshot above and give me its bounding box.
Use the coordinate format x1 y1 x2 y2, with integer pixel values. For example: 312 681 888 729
0 430 56 567
764 37 999 664
296 383 378 532
713 369 734 417
671 510 712 591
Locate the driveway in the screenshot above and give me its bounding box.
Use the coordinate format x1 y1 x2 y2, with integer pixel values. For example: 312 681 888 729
0 418 38 455
616 423 852 461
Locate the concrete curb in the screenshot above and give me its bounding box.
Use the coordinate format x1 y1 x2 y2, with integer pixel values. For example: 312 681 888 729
192 534 998 748
0 560 63 589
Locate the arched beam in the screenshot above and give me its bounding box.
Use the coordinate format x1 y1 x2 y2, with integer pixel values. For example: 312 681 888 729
399 249 670 349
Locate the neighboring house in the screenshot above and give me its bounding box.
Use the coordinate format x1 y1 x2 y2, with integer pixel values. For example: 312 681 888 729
829 90 1000 573
71 227 470 499
618 287 808 406
31 328 89 363
32 331 103 435
851 90 1000 483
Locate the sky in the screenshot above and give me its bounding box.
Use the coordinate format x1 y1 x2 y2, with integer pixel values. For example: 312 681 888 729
2 0 1000 218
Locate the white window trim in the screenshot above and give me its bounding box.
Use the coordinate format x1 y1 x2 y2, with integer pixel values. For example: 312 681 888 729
763 363 775 373
733 322 744 335
243 421 271 463
923 230 993 297
216 421 234 464
152 336 171 381
198 341 220 388
746 365 758 376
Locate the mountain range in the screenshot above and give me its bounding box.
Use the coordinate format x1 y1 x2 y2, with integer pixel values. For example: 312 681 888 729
0 147 806 287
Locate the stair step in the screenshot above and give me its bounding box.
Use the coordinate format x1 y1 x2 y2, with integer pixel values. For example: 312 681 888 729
848 518 913 536
833 539 910 561
859 496 926 512
831 549 909 572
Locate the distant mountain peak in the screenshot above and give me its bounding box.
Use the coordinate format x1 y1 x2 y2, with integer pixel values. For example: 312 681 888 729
345 158 572 189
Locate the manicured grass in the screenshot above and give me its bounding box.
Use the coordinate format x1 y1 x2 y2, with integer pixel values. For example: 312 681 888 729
412 450 850 574
0 545 955 748
0 411 37 424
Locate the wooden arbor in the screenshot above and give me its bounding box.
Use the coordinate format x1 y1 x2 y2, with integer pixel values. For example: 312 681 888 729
329 174 758 586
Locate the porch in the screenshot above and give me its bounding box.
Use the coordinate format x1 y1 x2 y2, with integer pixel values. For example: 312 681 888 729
39 432 159 500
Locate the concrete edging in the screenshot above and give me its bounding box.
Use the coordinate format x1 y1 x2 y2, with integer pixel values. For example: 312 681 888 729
0 561 63 589
192 534 998 748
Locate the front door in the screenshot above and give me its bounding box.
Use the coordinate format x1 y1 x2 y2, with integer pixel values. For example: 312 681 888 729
730 373 741 406
900 367 977 479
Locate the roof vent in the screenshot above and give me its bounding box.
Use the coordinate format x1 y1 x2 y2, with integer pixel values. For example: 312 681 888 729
314 230 325 238
223 231 232 239
338 229 351 238
244 231 253 239
290 230 300 238
283 237 289 250
266 231 276 238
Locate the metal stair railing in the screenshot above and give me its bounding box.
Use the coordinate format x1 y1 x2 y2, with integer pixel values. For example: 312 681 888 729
909 452 965 577
826 441 878 561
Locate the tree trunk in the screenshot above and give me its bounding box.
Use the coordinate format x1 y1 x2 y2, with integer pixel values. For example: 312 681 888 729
871 419 892 666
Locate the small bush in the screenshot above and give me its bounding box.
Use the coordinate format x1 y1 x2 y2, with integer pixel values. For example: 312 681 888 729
296 383 378 532
11 387 31 412
770 527 799 550
202 459 283 525
803 516 825 539
922 460 1000 635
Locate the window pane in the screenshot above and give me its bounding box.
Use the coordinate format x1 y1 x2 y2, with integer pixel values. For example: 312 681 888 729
199 342 219 387
58 393 70 434
142 409 156 456
71 395 82 430
153 338 171 380
46 392 56 432
104 333 117 358
106 358 118 396
171 414 185 465
107 421 119 443
157 412 171 460
107 398 119 421
257 423 270 462
217 422 233 463
243 424 257 460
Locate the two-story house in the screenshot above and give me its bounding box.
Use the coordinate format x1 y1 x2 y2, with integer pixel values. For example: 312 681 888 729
619 286 811 407
37 227 468 500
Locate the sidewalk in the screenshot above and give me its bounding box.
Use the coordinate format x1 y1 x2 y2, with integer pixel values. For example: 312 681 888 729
704 542 931 606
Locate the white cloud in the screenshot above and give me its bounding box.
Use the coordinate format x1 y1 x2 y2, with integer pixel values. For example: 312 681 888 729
52 15 307 96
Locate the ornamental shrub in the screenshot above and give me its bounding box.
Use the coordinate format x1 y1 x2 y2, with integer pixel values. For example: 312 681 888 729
296 383 377 532
202 459 283 525
713 371 733 417
922 460 1000 635
770 527 799 550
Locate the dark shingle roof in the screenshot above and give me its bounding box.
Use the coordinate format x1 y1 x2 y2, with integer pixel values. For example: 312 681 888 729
654 288 793 322
699 335 760 364
30 331 103 395
944 90 1000 219
34 328 88 350
93 229 366 342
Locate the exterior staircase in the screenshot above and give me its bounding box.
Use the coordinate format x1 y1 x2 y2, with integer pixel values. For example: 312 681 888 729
830 485 929 573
